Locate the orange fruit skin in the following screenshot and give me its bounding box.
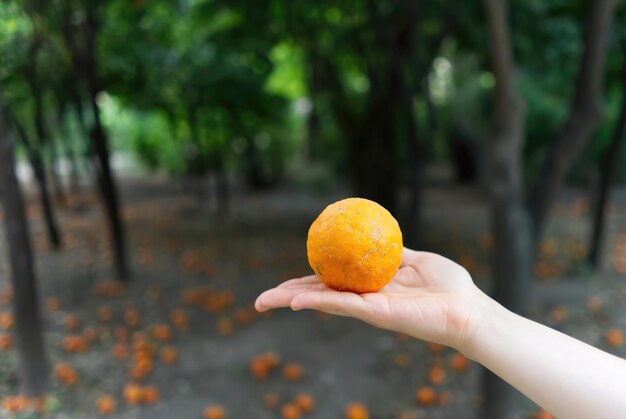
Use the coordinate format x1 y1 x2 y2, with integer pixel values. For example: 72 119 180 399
307 198 403 293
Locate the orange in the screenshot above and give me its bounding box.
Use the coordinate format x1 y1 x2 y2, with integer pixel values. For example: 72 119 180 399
62 335 88 353
97 306 113 322
203 405 226 419
1 395 29 412
586 295 603 313
65 314 80 331
170 309 189 330
95 395 117 415
606 328 624 347
345 402 369 419
0 333 13 349
151 324 173 341
450 352 469 372
534 409 554 419
112 343 129 360
415 386 436 406
0 312 14 330
426 342 446 353
427 365 446 385
160 346 178 364
282 363 303 381
123 383 143 405
307 198 402 293
294 393 315 412
142 387 160 404
550 305 568 322
281 404 301 419
54 363 79 386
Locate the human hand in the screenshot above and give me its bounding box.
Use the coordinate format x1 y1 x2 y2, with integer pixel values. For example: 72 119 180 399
255 248 493 352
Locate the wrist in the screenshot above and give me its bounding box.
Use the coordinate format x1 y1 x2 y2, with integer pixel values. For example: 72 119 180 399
456 290 513 360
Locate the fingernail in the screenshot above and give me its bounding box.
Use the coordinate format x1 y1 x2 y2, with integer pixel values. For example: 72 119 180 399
255 295 265 311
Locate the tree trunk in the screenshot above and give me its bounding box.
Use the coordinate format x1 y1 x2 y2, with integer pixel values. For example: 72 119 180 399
0 100 49 396
403 87 422 249
401 1 456 246
56 100 81 192
215 170 229 217
588 61 626 269
347 1 409 216
71 89 95 179
87 84 129 281
47 134 67 206
32 95 66 208
32 152 63 250
306 103 320 161
305 57 321 162
214 112 229 217
482 0 531 417
349 118 399 214
25 38 67 207
84 6 129 281
12 115 62 250
399 0 422 244
528 0 617 239
89 121 129 281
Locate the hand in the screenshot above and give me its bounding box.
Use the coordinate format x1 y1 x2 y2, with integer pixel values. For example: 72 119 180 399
255 248 491 352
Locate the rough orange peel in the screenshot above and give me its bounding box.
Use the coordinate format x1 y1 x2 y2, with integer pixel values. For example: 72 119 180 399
307 197 403 293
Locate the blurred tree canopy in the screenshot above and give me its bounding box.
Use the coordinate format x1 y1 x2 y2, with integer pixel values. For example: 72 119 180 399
1 0 625 219
1 1 625 280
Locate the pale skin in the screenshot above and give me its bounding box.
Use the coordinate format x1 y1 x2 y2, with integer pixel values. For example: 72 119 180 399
256 248 626 419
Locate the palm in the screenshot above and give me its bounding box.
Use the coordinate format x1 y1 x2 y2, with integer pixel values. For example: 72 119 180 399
256 249 482 347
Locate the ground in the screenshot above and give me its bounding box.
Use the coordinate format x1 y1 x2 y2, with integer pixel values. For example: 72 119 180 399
0 176 625 419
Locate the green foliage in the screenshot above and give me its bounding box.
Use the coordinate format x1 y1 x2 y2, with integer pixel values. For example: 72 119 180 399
266 43 306 99
1 0 626 189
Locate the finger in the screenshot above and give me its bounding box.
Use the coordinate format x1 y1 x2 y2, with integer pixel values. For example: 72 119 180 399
255 283 326 312
401 249 456 286
401 248 439 267
290 290 373 320
276 275 320 289
403 249 458 270
387 265 427 289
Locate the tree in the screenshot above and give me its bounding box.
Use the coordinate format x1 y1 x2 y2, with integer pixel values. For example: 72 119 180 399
588 55 626 269
528 0 617 239
9 111 62 250
400 1 458 248
60 1 130 280
481 0 619 415
282 0 455 218
482 1 531 417
53 95 82 191
0 8 64 250
22 29 67 208
0 96 49 396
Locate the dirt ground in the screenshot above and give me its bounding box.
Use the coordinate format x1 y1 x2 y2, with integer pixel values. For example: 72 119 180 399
1 176 625 419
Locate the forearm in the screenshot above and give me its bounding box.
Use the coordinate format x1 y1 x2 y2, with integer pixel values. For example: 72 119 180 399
463 296 626 419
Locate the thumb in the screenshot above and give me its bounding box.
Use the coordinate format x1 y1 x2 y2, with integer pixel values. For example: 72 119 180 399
290 290 374 321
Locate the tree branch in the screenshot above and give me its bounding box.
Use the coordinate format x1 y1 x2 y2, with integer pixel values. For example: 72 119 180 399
528 0 617 236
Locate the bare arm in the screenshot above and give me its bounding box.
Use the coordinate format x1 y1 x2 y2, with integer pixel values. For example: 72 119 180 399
256 249 626 419
466 298 626 419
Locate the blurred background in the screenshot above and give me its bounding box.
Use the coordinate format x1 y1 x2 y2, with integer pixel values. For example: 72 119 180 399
0 0 625 418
